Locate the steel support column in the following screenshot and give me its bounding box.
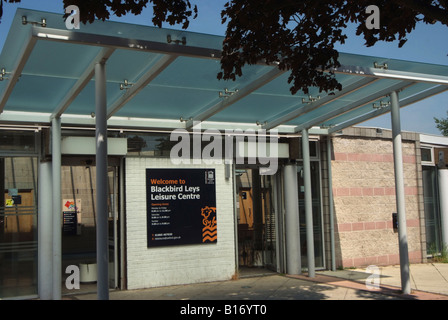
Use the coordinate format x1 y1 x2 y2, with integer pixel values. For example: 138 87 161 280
327 136 336 271
438 168 448 248
38 161 53 299
302 129 315 278
51 117 62 300
283 163 301 275
95 61 109 300
390 90 411 295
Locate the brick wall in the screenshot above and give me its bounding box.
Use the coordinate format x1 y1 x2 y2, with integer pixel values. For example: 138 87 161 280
125 157 236 289
331 128 424 268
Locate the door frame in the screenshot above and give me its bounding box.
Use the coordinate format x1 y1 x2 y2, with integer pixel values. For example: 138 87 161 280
61 156 123 290
234 165 282 274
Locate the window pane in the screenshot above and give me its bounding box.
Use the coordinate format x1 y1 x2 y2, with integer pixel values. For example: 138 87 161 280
0 157 38 298
297 161 324 269
0 131 36 153
421 148 432 162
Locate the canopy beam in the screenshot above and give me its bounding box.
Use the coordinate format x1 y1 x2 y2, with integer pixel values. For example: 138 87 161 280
327 84 448 134
107 54 177 119
0 32 37 113
51 47 115 119
32 26 222 61
263 77 378 131
186 67 285 129
294 81 413 133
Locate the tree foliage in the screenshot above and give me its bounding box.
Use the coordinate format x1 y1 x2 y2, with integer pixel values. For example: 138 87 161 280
435 112 448 136
218 0 447 94
0 0 447 95
60 0 198 29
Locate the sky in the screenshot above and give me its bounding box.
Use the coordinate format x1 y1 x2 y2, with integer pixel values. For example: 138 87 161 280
0 0 447 135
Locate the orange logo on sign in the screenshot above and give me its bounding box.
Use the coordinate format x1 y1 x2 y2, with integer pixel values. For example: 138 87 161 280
201 206 217 243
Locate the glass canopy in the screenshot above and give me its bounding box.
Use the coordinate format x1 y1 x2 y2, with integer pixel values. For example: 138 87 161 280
0 8 447 134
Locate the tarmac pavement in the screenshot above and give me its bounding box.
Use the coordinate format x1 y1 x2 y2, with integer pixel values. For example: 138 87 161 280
69 262 448 301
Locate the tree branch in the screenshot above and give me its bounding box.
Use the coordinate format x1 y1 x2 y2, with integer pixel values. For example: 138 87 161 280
394 0 448 24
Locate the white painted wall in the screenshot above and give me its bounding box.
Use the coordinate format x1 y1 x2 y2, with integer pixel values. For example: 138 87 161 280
125 157 236 289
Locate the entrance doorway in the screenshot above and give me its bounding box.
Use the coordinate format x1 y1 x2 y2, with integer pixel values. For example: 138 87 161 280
0 157 38 298
236 168 278 276
61 157 121 294
422 166 443 255
297 161 324 270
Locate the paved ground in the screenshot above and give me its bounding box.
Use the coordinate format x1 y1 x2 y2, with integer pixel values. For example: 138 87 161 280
68 263 448 301
318 262 448 298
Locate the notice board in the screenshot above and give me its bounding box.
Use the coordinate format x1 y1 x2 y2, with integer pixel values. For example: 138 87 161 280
146 168 217 247
62 199 81 235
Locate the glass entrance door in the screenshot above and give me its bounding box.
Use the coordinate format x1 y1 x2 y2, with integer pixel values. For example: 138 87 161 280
61 160 120 294
297 161 325 270
422 166 443 255
236 168 278 274
108 166 119 288
0 157 38 298
261 174 277 270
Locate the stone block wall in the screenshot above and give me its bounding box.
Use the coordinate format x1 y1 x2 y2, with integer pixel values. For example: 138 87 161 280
330 128 424 268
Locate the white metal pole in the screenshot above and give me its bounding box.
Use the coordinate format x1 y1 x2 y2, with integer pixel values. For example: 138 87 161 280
95 61 109 300
51 117 62 300
283 163 301 274
390 90 411 295
438 168 448 247
302 129 315 278
38 161 53 299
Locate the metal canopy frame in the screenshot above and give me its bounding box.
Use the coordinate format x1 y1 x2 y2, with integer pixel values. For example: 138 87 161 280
0 9 446 134
2 8 448 300
107 54 177 119
52 47 115 119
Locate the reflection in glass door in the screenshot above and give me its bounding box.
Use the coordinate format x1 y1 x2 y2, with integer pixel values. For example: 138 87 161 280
61 162 120 294
262 174 277 270
422 166 443 255
108 166 119 288
236 168 278 274
0 157 38 298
